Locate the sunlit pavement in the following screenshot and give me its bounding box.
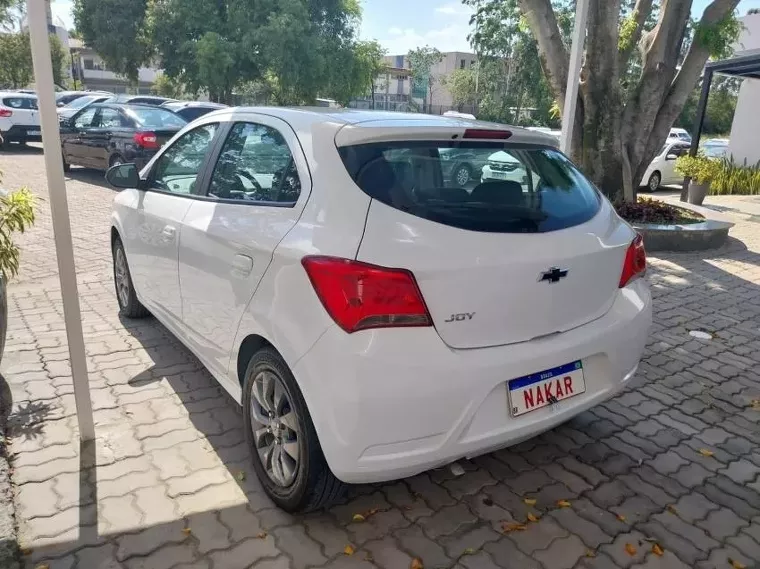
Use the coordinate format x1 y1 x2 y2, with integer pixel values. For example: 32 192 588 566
2 144 760 569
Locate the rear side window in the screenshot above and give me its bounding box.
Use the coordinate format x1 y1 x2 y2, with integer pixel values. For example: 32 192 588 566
339 142 601 233
2 97 37 110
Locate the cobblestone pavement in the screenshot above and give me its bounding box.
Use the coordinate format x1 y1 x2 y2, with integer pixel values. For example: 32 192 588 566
2 145 760 569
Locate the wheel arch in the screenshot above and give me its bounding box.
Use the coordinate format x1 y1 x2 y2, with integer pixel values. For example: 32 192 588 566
236 334 275 386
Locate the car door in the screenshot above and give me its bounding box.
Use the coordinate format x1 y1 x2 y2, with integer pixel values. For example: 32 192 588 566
177 117 310 378
662 144 688 184
85 106 125 168
62 106 98 165
123 123 221 324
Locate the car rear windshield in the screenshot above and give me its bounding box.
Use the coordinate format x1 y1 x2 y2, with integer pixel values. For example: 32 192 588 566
124 107 187 128
338 141 601 233
2 97 37 110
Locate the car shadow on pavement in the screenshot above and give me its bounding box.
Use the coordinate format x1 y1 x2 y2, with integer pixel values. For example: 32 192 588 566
0 144 43 156
65 168 113 190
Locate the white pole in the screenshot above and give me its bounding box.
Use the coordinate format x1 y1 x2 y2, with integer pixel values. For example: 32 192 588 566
27 0 95 441
559 0 590 154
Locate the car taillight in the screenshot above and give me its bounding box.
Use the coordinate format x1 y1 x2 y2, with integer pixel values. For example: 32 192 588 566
463 128 512 139
619 234 646 288
133 131 158 149
301 256 432 333
0 108 12 118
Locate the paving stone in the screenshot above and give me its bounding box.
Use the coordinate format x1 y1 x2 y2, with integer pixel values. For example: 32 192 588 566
439 526 501 559
610 495 660 525
506 517 567 555
647 453 688 476
207 537 278 568
124 542 196 569
271 525 325 569
457 550 502 569
363 537 415 569
669 493 719 524
599 531 649 568
672 462 713 488
694 546 752 569
482 537 541 569
638 519 712 566
572 498 630 537
548 507 612 549
394 524 451 569
696 507 749 540
720 459 760 484
116 520 189 561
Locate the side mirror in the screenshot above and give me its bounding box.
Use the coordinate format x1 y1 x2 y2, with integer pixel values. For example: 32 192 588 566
666 153 678 161
106 163 140 189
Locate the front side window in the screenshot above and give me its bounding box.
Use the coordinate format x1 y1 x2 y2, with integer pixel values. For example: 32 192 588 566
151 124 218 195
74 107 98 129
208 122 301 204
339 142 601 233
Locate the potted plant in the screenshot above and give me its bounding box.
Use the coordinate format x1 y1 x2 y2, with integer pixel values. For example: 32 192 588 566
674 154 719 205
0 172 35 365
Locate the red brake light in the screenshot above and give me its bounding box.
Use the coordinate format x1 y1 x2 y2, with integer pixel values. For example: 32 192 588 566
301 256 432 333
0 108 12 118
463 128 512 140
133 131 159 149
619 234 647 288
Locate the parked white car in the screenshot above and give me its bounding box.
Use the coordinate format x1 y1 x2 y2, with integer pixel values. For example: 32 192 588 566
0 92 40 147
668 127 692 143
107 109 652 512
640 140 691 191
481 150 528 183
702 138 729 159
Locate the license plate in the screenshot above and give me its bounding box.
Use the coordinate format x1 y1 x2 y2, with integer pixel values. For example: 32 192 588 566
489 171 508 180
26 130 40 136
508 361 585 417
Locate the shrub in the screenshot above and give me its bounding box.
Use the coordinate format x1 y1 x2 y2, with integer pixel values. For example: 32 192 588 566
674 154 720 184
0 171 36 280
616 197 704 225
710 158 760 195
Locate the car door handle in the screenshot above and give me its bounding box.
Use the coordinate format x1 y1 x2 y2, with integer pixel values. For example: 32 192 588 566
232 254 254 277
161 225 176 239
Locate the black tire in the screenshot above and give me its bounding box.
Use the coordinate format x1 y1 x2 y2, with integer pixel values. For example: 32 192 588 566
242 347 344 512
646 171 661 192
112 237 149 318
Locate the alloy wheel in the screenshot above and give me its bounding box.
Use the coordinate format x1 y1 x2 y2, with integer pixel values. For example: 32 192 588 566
249 370 300 487
649 173 660 191
455 165 471 186
114 247 130 308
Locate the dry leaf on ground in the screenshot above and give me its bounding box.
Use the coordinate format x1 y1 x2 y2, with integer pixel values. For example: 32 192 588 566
666 504 677 514
527 512 539 522
501 521 528 533
256 532 267 539
585 549 596 558
624 543 637 556
557 500 572 508
616 513 626 522
181 527 192 536
411 558 424 569
652 544 664 556
728 559 746 569
352 513 366 523
344 545 355 556
698 448 714 457
523 498 537 506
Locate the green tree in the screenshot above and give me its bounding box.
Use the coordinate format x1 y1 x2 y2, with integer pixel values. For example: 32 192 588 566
0 31 67 89
676 76 739 135
73 0 152 83
442 67 478 110
151 74 186 99
505 0 741 201
407 46 443 110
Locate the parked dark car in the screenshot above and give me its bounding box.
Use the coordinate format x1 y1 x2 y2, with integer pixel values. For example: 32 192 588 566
385 147 489 186
104 94 178 106
60 103 187 172
161 100 227 121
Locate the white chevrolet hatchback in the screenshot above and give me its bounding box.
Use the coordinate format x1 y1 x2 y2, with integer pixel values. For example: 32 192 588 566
107 108 652 512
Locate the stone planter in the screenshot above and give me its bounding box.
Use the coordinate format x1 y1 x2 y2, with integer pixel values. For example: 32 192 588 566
0 276 5 367
688 181 710 206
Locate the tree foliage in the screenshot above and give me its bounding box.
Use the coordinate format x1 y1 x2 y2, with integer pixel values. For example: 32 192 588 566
407 46 443 108
505 0 742 202
0 31 67 89
0 180 35 281
74 0 152 84
74 0 374 105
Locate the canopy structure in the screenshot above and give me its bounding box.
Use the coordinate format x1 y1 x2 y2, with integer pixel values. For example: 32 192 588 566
685 52 760 199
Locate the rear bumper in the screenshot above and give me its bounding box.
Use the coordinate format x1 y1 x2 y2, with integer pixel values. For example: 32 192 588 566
1 124 41 142
293 279 652 484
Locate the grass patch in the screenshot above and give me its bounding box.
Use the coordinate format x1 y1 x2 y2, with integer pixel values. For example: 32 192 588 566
617 198 704 225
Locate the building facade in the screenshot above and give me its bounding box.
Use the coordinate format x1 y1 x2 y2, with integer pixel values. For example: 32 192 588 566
728 13 760 165
69 39 161 94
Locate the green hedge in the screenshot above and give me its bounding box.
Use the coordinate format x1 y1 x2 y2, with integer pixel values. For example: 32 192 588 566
710 158 760 195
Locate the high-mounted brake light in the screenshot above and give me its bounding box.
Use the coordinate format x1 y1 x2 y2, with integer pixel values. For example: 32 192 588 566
0 108 12 118
301 256 432 333
133 131 159 149
463 128 512 140
619 234 647 288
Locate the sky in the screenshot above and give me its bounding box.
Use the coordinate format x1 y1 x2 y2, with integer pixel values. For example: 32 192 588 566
50 0 760 56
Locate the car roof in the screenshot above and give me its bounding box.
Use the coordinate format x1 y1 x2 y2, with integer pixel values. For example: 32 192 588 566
165 101 227 109
201 107 558 146
0 91 37 98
